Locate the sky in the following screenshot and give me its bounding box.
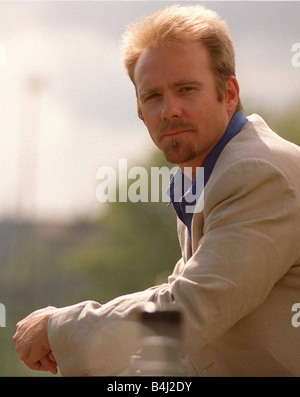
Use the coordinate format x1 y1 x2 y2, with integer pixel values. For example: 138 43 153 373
0 1 299 223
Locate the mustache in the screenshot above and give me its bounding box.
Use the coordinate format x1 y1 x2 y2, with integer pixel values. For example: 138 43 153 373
156 120 199 137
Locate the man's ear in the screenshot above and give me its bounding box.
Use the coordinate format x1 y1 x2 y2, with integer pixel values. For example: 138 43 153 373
136 98 144 121
226 76 240 115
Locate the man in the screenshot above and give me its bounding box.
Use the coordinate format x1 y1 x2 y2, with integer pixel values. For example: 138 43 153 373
13 5 300 376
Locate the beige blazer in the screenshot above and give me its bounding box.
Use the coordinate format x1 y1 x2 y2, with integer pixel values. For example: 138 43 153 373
48 114 300 376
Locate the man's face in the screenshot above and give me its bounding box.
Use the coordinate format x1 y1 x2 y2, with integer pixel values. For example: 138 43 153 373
134 43 238 173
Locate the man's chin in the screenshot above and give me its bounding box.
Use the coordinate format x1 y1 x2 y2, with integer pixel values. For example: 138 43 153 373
162 148 197 166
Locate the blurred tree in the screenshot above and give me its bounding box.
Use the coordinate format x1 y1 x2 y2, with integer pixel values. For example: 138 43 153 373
61 150 181 304
247 100 300 145
272 103 300 145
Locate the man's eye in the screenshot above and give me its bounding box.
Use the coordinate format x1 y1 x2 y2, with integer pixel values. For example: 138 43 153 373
180 86 194 93
146 93 159 101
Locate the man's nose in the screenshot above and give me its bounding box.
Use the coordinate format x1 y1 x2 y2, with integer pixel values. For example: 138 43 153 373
160 94 183 120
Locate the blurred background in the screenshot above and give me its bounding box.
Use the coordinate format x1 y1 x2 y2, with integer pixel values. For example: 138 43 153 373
0 1 299 376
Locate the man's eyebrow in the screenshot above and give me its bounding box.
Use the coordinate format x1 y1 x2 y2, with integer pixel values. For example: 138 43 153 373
173 80 204 88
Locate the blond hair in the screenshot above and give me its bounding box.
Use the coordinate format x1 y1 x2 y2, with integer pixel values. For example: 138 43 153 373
122 5 243 112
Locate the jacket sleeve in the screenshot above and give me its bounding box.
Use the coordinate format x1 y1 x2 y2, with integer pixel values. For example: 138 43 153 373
48 284 176 376
48 158 300 376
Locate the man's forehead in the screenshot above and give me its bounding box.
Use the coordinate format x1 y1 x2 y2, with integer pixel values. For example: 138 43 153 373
134 44 210 87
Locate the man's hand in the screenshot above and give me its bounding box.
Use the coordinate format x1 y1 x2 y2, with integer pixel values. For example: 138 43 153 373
13 306 58 374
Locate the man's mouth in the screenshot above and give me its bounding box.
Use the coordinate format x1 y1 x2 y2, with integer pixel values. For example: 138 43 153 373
161 129 191 138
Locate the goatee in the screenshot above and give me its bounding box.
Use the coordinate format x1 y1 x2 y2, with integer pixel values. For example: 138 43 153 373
161 137 198 165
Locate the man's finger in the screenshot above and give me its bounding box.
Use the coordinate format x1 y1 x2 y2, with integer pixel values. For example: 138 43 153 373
40 356 58 374
48 352 57 364
33 355 58 374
